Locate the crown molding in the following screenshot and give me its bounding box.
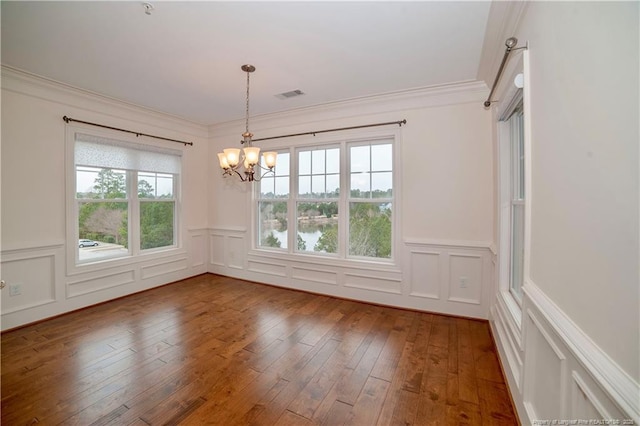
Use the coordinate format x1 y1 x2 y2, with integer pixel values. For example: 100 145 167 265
209 80 489 139
477 0 529 86
1 65 209 138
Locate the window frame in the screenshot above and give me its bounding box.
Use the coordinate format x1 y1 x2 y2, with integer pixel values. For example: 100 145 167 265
253 131 399 266
496 49 531 332
65 125 184 273
255 149 291 252
347 140 394 261
505 100 525 304
294 143 342 257
138 171 178 252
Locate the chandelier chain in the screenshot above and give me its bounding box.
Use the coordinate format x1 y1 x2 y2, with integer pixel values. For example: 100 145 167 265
245 69 250 135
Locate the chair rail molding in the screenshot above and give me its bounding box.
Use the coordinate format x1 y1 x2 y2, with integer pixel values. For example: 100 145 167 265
523 281 640 423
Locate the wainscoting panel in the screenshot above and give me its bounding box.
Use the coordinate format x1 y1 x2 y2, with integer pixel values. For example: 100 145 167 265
68 269 136 298
408 250 440 299
291 266 338 286
448 252 483 305
343 272 402 294
140 257 188 280
523 309 567 421
2 237 205 331
490 292 524 394
404 240 493 319
209 232 494 320
227 235 245 270
491 281 639 425
209 233 225 267
247 259 288 278
571 372 612 420
189 230 206 269
0 245 60 314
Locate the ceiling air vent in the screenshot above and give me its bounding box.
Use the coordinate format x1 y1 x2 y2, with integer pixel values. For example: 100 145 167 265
275 89 305 100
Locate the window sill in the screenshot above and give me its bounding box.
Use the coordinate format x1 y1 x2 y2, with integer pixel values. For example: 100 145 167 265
247 248 401 274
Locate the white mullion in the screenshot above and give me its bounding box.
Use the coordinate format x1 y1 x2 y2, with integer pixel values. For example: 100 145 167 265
339 140 349 258
369 145 373 198
292 148 299 253
173 172 179 249
129 170 139 255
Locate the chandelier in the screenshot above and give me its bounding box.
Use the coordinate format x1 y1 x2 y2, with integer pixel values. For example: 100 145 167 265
217 64 277 182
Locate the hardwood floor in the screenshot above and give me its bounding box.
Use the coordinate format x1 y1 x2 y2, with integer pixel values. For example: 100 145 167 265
1 274 518 425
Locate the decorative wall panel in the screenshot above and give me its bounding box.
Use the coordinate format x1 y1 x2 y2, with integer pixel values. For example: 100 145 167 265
291 266 338 285
1 249 57 313
140 257 188 280
408 250 440 299
491 282 639 425
247 259 288 277
209 232 494 320
68 270 136 298
209 233 225 266
448 253 483 305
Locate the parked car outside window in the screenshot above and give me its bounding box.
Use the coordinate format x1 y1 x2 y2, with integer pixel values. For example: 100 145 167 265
79 239 99 248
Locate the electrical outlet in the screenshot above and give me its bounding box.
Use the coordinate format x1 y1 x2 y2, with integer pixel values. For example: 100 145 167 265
459 277 468 288
9 283 22 296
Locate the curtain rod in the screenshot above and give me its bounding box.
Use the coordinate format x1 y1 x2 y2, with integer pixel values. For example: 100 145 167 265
62 116 194 146
483 37 527 108
252 119 407 143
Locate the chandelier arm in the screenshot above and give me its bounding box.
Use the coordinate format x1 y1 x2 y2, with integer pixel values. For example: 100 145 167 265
255 163 275 172
253 168 276 182
228 169 248 182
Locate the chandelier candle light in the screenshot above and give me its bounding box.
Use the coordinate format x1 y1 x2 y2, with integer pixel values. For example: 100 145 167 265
217 65 277 182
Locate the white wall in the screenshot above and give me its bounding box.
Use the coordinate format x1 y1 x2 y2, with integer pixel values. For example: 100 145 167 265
524 0 639 382
208 82 497 319
486 1 639 423
1 68 210 330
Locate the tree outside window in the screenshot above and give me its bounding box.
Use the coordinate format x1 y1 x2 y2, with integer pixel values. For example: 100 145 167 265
256 139 394 261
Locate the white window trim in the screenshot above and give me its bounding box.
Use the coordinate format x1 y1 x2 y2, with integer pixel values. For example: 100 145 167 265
294 143 342 257
65 124 186 275
346 139 395 262
250 127 402 269
496 49 532 332
255 148 291 253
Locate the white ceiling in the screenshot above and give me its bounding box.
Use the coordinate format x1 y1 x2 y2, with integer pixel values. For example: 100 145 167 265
1 1 492 125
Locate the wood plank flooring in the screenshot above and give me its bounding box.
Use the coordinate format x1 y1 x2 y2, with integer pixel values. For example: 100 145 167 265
1 274 518 425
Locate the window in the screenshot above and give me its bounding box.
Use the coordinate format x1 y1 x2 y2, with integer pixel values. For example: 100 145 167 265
257 151 290 249
296 146 340 254
499 92 525 303
138 172 176 250
74 132 181 264
256 138 395 262
509 104 525 301
349 143 393 258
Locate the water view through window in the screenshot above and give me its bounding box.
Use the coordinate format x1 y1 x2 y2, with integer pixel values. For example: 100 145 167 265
257 140 393 259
